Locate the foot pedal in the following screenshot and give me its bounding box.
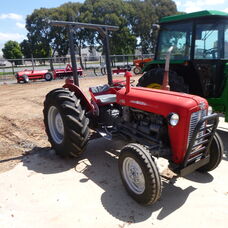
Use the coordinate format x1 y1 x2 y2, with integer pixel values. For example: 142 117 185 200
97 126 112 140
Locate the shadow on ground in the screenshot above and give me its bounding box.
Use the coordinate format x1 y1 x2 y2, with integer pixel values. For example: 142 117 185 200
22 137 223 223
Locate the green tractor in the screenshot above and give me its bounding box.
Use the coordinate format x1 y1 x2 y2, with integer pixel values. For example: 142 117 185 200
138 10 228 121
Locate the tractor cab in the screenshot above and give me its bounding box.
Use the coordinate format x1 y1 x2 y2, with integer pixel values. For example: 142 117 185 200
156 13 228 61
139 10 228 121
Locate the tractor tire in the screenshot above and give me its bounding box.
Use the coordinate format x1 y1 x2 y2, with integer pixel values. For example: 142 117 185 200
197 132 224 172
44 72 53 81
133 67 142 75
22 74 29 83
118 143 161 205
137 68 189 93
43 88 90 157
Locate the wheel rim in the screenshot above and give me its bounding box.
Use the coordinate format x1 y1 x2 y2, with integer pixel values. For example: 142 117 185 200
146 83 161 89
46 73 51 80
122 157 145 194
48 106 64 144
134 68 141 74
23 75 29 82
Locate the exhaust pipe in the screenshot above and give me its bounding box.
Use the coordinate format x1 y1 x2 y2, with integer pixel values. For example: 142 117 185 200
162 46 173 91
125 71 132 94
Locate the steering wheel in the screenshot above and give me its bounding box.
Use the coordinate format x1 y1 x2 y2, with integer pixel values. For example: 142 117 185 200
203 48 218 58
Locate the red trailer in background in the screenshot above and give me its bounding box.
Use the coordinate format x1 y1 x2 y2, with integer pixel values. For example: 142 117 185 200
15 69 52 83
53 64 83 79
16 64 83 83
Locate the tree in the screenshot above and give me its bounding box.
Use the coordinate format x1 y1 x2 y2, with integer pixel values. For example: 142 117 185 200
2 40 23 65
127 0 177 53
80 0 137 55
25 3 85 68
26 8 53 59
20 39 32 58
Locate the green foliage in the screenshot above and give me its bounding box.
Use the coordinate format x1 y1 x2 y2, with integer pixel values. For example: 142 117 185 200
110 27 136 54
20 39 31 58
79 0 136 54
127 0 177 53
2 41 23 60
21 0 178 58
25 3 83 58
26 8 54 58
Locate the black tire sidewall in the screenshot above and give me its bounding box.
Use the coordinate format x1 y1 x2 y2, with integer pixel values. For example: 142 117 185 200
43 88 89 157
137 68 189 93
119 144 161 205
44 94 69 153
198 132 224 172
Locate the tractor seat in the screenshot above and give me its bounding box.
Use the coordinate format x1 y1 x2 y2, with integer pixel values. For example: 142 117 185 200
94 94 116 103
90 84 110 94
90 84 116 103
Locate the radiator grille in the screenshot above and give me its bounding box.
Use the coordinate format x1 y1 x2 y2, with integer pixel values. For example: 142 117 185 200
188 110 207 146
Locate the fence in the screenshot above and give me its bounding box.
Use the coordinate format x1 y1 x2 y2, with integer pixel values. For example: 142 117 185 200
0 54 153 81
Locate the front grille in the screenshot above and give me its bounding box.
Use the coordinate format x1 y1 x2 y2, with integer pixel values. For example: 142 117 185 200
183 113 219 167
188 110 207 147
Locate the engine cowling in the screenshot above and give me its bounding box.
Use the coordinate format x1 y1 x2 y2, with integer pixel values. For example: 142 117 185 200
116 86 208 163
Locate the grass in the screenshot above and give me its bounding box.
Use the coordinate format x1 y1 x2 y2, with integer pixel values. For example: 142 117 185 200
0 72 13 76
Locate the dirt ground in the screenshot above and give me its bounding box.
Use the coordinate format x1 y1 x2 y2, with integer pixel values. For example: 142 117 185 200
0 75 136 173
0 76 228 227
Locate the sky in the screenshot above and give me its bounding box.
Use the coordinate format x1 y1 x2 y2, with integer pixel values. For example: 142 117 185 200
0 0 228 54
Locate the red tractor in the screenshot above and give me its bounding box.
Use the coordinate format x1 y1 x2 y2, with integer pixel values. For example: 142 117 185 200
43 21 223 205
133 58 153 75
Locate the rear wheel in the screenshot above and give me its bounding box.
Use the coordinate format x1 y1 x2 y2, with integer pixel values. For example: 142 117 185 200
197 132 224 172
137 68 189 93
43 88 90 157
118 143 161 205
44 72 53 81
133 67 142 75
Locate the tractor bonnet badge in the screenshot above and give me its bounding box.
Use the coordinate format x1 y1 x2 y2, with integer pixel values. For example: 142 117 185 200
199 101 206 110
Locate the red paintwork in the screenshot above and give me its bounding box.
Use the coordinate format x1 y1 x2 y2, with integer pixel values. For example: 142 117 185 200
116 87 208 164
64 71 208 164
53 64 83 79
112 68 128 74
88 79 127 106
63 79 93 112
133 58 153 67
125 71 132 94
16 69 48 82
16 64 83 82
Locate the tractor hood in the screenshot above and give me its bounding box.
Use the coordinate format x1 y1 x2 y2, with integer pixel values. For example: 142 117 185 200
116 87 208 116
116 87 209 164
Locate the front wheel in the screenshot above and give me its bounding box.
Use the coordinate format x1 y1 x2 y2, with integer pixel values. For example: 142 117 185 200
43 88 90 157
118 143 161 205
133 67 142 75
22 74 29 83
197 132 224 172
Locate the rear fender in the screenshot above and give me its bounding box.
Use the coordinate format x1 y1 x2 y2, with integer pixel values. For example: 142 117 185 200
63 79 93 112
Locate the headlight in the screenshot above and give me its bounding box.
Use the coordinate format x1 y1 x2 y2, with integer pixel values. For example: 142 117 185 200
208 106 213 115
167 113 179 126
